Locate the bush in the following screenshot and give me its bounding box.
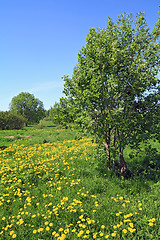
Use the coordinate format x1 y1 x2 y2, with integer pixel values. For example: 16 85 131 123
0 111 26 130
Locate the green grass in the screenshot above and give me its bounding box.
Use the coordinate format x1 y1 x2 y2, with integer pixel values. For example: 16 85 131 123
0 122 160 239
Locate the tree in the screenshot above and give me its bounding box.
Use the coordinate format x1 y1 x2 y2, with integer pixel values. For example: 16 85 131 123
49 97 76 127
9 92 45 124
63 10 160 173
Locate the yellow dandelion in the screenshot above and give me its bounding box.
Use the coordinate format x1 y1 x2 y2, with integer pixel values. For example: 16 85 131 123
149 218 156 222
128 227 136 233
10 230 14 235
59 234 66 240
122 229 127 234
111 232 116 237
64 229 69 234
129 222 134 228
149 222 153 226
105 235 109 238
59 228 63 232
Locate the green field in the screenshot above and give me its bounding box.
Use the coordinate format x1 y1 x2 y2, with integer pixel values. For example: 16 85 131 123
0 122 160 239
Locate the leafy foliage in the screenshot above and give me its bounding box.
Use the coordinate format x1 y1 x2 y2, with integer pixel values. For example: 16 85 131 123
63 10 160 172
0 111 26 130
9 92 45 124
49 97 76 128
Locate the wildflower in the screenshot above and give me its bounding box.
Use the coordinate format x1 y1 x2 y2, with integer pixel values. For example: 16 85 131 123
122 229 127 233
59 234 66 240
12 234 16 238
149 218 156 222
77 230 84 237
105 235 109 238
33 230 37 234
64 229 69 234
101 225 105 229
93 233 97 239
119 196 123 200
111 232 117 237
129 222 134 228
149 222 153 226
128 227 136 233
10 230 14 235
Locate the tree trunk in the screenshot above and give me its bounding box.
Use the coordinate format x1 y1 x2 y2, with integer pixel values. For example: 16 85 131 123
103 141 110 170
113 134 116 171
119 154 127 173
113 155 115 171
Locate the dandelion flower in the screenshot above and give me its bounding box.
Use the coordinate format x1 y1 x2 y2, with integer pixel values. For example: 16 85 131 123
122 229 127 234
149 222 153 226
105 235 109 238
111 232 116 237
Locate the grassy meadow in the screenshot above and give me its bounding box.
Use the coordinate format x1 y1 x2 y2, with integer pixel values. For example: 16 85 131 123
0 121 160 239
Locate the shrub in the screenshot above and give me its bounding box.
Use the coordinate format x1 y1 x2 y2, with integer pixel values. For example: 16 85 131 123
0 111 26 130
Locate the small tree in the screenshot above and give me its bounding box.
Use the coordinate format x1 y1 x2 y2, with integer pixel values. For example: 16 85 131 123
49 97 76 127
9 92 45 125
63 10 160 172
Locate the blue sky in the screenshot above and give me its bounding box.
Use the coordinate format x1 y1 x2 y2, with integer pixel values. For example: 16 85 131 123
0 0 159 111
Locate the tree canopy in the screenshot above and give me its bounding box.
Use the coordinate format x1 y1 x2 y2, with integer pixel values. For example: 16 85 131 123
63 10 160 173
9 92 45 124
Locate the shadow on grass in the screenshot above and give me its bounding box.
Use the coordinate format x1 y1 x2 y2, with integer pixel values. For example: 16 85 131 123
130 153 160 182
96 149 160 194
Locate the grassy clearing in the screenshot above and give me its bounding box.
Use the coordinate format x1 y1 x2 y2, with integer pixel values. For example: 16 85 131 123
0 123 160 239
